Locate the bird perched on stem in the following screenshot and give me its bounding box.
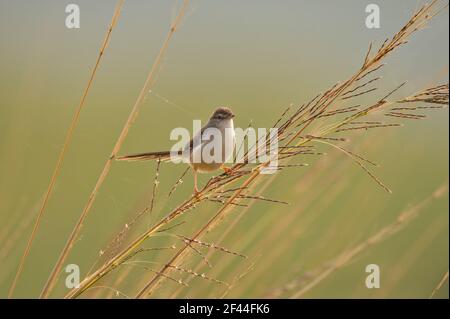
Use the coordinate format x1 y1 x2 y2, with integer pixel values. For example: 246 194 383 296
117 107 236 195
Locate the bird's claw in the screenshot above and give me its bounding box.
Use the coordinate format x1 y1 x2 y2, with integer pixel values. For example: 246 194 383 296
193 188 201 199
221 165 233 175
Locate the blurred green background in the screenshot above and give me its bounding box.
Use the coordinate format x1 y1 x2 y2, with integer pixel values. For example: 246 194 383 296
0 0 448 298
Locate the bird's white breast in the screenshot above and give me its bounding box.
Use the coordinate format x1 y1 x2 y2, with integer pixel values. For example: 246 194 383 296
222 118 235 163
189 118 235 171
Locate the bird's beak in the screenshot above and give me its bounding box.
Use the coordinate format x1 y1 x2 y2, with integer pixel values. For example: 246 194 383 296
231 114 235 118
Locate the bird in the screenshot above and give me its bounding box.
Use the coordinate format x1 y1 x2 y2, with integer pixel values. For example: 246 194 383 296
116 107 236 195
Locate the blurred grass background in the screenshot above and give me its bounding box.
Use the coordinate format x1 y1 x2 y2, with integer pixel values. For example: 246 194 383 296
0 0 448 298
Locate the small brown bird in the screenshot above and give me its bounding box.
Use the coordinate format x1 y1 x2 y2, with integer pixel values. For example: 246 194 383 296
116 107 236 194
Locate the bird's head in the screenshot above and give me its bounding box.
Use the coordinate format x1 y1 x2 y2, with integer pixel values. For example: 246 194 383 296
210 107 235 120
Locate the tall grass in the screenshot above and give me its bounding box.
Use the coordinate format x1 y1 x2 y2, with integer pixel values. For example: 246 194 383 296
3 1 448 299
7 0 125 299
59 1 448 299
39 0 190 298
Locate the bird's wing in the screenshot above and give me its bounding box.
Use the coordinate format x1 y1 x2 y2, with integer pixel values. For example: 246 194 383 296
185 124 210 152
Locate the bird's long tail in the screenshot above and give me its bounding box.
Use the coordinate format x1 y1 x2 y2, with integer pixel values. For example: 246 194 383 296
116 151 173 162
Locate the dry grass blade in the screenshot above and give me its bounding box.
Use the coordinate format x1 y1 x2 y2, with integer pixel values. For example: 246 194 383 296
85 285 131 299
429 270 449 298
174 234 247 259
40 0 190 298
319 105 360 118
7 0 125 299
148 159 162 222
384 83 449 120
168 166 190 197
123 261 188 287
168 265 229 286
385 112 426 119
220 259 258 298
312 139 390 193
289 183 448 298
209 199 248 207
336 123 402 133
212 193 288 205
121 246 177 264
182 239 213 268
310 138 378 167
341 87 378 100
342 77 381 96
398 84 449 105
